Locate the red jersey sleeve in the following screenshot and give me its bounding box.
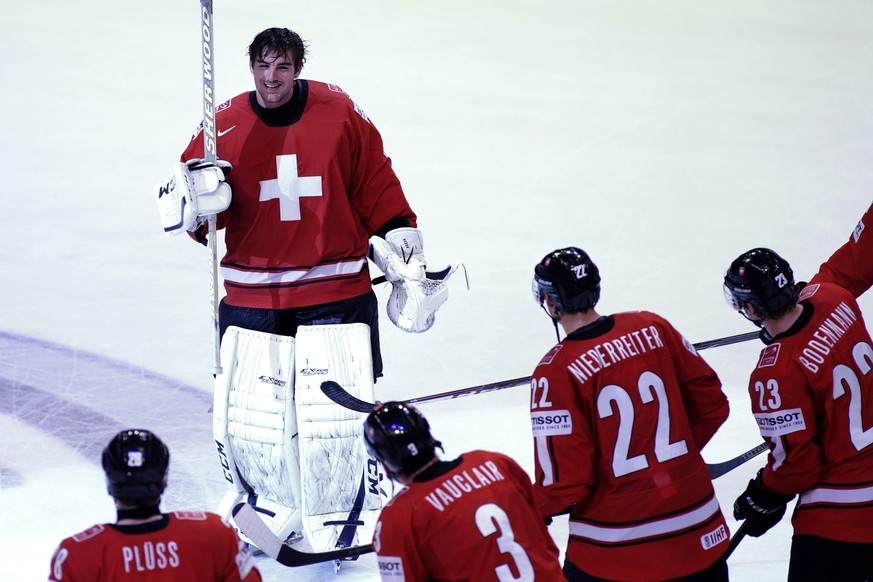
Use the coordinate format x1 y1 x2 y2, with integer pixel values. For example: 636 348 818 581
374 490 431 581
343 104 417 235
655 315 729 449
531 352 598 518
811 201 873 298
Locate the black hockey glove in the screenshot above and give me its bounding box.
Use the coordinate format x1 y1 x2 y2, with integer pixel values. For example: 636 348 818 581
733 469 793 538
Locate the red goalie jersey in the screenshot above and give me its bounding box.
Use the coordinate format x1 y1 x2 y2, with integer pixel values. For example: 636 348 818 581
181 81 416 310
373 450 565 581
48 512 260 581
746 282 873 543
530 311 730 581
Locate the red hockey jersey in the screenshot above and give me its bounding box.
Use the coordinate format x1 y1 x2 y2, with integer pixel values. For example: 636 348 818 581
373 450 566 581
48 512 260 581
747 282 873 542
182 81 416 309
812 201 873 298
530 312 730 581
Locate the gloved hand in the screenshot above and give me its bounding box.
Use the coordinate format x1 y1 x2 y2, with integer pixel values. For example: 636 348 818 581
155 158 232 236
733 469 793 537
369 228 466 333
185 158 233 178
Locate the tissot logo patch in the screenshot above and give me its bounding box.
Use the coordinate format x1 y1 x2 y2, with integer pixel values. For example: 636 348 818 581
755 408 806 436
531 410 573 436
377 556 405 580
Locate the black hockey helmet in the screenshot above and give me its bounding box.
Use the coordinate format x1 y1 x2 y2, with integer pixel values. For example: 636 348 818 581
363 401 441 478
723 248 798 321
533 247 601 313
102 429 169 502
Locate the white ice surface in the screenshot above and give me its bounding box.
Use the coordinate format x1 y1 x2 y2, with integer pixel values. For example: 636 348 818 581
1 0 872 580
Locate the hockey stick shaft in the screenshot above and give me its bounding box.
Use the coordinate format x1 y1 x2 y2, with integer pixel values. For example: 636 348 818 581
233 503 374 566
724 522 748 560
706 442 768 479
199 0 222 374
321 330 761 413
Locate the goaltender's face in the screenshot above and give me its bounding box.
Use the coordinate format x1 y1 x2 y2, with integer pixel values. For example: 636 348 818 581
251 51 300 109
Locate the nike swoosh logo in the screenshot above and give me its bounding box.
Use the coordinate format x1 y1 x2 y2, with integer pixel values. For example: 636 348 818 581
217 125 236 137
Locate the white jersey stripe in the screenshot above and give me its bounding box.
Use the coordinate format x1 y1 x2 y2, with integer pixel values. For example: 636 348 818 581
799 483 873 506
222 258 366 286
569 496 720 543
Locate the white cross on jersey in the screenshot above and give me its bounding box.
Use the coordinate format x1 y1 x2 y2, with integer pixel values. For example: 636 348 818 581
258 154 323 221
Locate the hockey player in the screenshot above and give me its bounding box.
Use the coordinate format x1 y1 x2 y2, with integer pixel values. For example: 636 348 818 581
156 26 459 378
363 401 567 581
530 247 731 581
812 201 873 298
155 25 464 552
723 248 873 582
48 429 260 581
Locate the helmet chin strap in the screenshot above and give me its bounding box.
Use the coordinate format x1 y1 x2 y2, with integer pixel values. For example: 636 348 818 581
540 303 562 342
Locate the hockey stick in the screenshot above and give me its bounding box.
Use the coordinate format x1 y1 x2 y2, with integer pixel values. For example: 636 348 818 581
199 0 222 374
724 522 748 560
321 330 761 413
233 503 374 566
706 442 768 479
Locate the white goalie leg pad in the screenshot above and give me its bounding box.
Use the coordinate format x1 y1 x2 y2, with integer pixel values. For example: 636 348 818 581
294 324 385 553
213 326 302 543
212 327 247 524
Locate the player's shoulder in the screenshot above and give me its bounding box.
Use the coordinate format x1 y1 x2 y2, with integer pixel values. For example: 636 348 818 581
304 80 371 121
464 448 508 465
60 523 111 545
799 280 856 304
305 79 353 100
214 91 255 121
169 511 234 532
613 309 667 326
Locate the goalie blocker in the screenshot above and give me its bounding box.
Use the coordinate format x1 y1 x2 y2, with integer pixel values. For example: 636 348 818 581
212 324 386 556
155 159 232 235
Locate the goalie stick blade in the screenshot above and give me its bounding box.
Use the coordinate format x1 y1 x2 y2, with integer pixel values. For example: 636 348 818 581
232 503 375 567
706 442 768 479
322 331 760 413
321 381 377 413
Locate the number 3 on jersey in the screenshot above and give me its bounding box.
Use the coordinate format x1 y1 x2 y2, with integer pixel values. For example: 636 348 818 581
475 503 534 582
597 371 688 478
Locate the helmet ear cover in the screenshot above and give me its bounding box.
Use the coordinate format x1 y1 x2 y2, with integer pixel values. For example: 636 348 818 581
532 247 601 313
102 429 169 502
363 402 440 478
723 248 798 320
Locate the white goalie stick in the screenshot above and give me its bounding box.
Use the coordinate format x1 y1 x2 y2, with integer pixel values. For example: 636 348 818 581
320 330 760 413
199 0 222 374
233 503 375 566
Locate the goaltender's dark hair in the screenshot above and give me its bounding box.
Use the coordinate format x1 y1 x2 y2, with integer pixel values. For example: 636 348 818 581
248 27 308 70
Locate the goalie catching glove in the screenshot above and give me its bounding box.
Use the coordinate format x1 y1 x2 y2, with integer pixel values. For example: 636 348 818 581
155 159 232 235
370 228 466 333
